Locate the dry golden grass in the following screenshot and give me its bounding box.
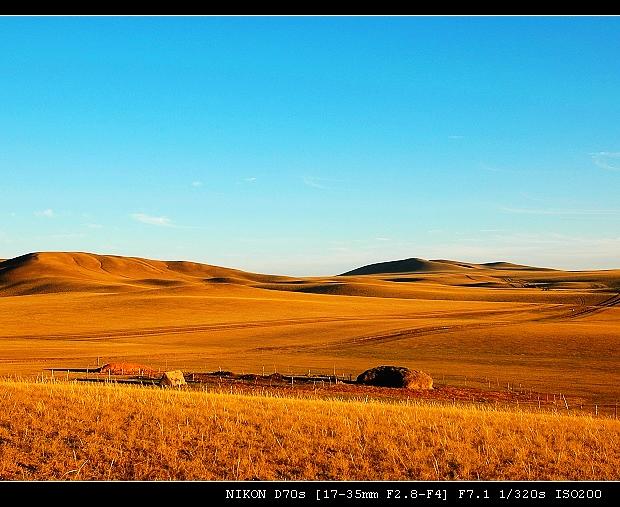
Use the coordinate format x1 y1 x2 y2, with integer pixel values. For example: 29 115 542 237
0 380 618 480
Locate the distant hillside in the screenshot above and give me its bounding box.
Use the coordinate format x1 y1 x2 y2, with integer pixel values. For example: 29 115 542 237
1 252 618 299
480 261 553 271
340 257 552 276
339 258 465 276
0 252 293 296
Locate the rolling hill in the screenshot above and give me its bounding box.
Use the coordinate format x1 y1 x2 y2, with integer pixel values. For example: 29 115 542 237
1 252 618 298
0 251 296 296
339 256 620 293
340 257 553 275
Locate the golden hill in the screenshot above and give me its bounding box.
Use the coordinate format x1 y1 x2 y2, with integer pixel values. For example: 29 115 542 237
0 251 296 296
339 257 549 275
340 256 620 292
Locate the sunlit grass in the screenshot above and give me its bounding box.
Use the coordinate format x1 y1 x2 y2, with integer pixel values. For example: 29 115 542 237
0 380 618 480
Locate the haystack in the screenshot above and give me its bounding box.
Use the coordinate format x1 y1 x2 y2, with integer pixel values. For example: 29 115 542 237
160 370 187 387
357 365 433 389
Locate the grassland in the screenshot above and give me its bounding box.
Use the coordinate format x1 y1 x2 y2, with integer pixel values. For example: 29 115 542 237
1 380 618 480
0 252 618 406
0 251 618 480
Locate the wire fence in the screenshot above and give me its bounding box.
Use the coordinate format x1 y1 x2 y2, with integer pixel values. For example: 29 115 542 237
8 355 618 420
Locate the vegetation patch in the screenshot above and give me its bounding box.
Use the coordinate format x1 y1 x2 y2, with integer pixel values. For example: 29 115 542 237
0 380 618 480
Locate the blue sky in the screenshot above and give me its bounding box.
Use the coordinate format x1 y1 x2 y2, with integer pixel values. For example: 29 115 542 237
1 16 619 275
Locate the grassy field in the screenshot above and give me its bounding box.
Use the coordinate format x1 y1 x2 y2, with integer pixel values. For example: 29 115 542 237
0 380 618 480
0 252 618 406
0 252 618 480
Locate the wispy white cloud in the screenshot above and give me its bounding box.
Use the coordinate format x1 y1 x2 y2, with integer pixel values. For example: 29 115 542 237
448 135 464 140
302 176 329 189
375 237 391 241
480 163 504 173
591 151 620 171
131 213 173 227
518 192 547 204
501 207 620 217
302 175 348 190
129 213 204 230
244 177 257 183
34 208 55 218
46 232 86 240
85 223 103 229
191 181 203 187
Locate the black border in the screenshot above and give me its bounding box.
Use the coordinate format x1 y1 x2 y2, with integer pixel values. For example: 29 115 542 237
0 481 618 505
0 12 617 504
